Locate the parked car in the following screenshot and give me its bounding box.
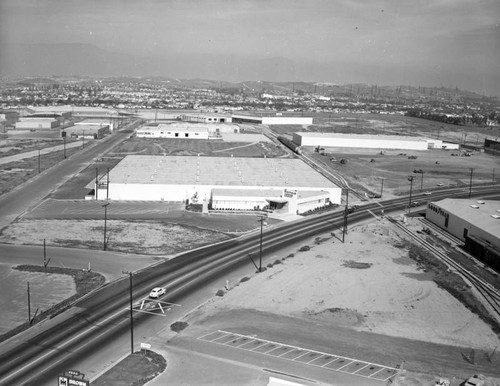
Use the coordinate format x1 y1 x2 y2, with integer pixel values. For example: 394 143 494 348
149 287 166 299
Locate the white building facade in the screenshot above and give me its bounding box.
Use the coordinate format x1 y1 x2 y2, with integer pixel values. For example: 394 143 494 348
96 155 341 214
293 132 459 150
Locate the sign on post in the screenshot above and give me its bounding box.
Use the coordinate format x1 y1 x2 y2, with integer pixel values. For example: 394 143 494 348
58 370 89 386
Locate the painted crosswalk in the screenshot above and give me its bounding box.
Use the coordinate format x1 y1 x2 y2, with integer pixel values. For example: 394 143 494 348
199 330 398 382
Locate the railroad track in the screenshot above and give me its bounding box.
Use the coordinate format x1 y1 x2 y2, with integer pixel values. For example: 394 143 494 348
388 217 500 323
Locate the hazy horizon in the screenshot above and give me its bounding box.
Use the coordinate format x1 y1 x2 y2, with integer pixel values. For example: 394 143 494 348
1 0 499 96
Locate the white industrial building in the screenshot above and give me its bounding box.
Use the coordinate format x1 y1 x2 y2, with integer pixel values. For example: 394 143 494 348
136 122 240 139
75 118 115 132
293 132 459 150
426 198 500 267
15 117 60 130
63 124 109 139
95 155 341 214
180 113 232 123
232 114 313 125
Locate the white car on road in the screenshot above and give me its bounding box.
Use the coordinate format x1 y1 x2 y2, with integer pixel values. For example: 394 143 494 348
149 287 166 299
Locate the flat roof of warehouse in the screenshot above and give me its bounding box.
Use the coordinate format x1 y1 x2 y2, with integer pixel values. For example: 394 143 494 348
432 198 500 235
109 155 338 188
294 132 428 142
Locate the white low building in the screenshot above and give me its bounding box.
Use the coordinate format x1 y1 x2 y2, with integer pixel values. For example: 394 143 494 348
15 118 60 130
75 118 115 132
136 122 240 139
96 155 341 214
232 114 313 125
180 113 232 123
293 132 459 150
136 125 210 139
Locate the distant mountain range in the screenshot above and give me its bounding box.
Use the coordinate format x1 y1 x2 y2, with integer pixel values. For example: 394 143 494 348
0 43 497 98
0 43 310 82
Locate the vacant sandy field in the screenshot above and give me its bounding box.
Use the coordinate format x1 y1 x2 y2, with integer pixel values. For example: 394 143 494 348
0 219 232 255
198 218 499 350
178 217 500 385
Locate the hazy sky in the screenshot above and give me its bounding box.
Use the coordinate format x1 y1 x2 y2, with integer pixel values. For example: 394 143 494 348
1 0 499 95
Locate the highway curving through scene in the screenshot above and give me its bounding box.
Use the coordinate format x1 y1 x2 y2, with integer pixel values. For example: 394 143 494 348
0 184 499 384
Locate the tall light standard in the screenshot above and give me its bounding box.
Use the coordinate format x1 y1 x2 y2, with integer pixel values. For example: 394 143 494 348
469 168 474 198
420 171 425 191
380 178 384 198
257 215 267 272
407 176 415 214
102 202 109 250
342 188 349 242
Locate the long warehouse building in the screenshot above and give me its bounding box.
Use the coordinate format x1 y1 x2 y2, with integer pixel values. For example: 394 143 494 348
96 155 341 214
293 132 459 150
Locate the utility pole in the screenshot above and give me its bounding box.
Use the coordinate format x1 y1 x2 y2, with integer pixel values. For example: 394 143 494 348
95 168 99 200
102 202 109 250
342 188 349 242
408 176 415 213
469 168 474 198
257 215 267 272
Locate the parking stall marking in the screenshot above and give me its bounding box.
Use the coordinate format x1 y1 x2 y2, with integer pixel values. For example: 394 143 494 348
241 340 266 350
280 349 308 360
370 367 398 381
253 342 280 354
355 364 384 377
267 346 294 357
309 354 339 367
295 351 322 364
198 330 398 382
325 358 352 370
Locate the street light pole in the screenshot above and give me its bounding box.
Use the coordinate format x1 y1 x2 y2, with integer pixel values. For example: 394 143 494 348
342 188 349 242
380 178 384 198
469 168 474 198
420 171 424 191
257 215 267 272
102 202 109 250
408 176 415 214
